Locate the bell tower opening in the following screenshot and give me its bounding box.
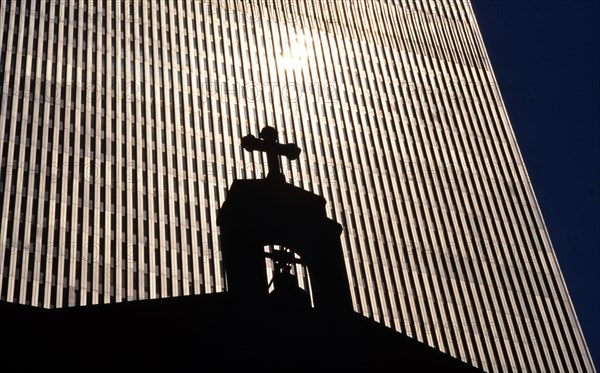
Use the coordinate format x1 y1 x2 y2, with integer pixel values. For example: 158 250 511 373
264 245 314 308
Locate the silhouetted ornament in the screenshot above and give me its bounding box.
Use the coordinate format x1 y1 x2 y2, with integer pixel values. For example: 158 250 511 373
268 263 311 310
241 126 301 180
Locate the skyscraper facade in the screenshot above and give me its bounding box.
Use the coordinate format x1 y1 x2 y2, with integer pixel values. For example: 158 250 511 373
0 1 594 371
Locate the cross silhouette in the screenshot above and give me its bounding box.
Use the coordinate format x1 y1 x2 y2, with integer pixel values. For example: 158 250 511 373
241 127 301 179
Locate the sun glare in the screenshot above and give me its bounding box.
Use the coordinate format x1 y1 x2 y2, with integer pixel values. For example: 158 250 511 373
278 32 313 72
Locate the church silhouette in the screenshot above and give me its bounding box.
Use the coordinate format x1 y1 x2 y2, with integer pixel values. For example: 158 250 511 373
2 127 483 372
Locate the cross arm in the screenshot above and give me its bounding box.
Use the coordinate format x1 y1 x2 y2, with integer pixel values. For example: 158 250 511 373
241 134 266 153
241 135 301 160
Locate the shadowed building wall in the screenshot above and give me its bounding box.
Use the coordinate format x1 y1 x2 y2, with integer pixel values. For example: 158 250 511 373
0 1 594 372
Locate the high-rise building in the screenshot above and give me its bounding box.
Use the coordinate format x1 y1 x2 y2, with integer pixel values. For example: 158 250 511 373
0 1 594 371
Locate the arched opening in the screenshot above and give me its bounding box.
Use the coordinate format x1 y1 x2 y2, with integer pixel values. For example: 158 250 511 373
263 244 314 307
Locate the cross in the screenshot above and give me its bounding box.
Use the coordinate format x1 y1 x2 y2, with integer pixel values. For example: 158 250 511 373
241 127 301 179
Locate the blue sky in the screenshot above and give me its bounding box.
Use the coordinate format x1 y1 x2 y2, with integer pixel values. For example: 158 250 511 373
472 0 600 369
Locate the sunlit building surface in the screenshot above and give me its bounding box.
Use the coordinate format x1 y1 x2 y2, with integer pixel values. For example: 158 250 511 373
0 1 594 371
